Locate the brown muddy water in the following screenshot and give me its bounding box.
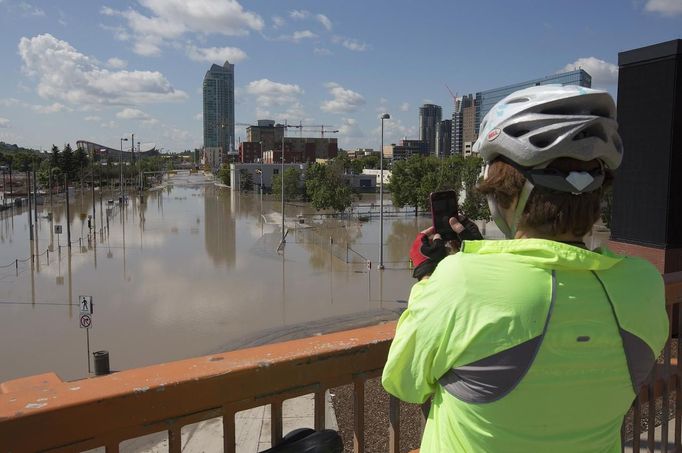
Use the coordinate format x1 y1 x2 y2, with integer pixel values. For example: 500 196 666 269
0 172 439 382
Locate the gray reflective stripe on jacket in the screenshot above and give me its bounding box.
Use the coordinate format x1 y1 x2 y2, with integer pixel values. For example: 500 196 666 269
438 270 656 404
438 271 557 403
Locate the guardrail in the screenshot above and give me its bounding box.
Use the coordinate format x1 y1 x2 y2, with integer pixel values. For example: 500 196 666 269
1 273 681 452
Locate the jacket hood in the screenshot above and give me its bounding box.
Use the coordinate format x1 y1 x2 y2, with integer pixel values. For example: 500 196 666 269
461 239 623 271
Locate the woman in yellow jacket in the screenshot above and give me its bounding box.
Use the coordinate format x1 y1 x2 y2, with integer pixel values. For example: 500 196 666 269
382 85 668 452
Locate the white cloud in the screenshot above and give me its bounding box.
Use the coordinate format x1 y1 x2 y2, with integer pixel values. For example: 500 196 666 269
101 0 263 57
247 79 303 106
0 117 9 128
272 15 285 28
561 57 618 86
116 108 158 124
372 118 416 144
333 36 369 52
186 45 247 63
100 120 118 129
107 57 128 69
194 112 203 121
338 117 364 137
32 102 69 114
279 30 317 42
84 115 102 122
18 34 187 106
644 0 682 15
247 79 306 122
314 47 332 56
321 82 365 113
400 102 410 112
289 9 309 20
316 14 332 31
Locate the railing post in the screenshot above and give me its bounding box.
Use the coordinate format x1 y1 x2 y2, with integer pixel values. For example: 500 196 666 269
168 427 181 453
223 410 236 453
353 377 365 453
677 302 682 448
271 401 283 446
314 390 326 431
388 395 400 453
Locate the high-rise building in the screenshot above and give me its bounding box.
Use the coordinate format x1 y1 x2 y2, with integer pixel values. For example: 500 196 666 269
451 69 592 156
419 104 442 155
474 69 591 134
435 119 452 158
203 61 235 156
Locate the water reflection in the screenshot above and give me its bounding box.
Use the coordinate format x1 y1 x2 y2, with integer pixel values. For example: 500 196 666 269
0 173 422 383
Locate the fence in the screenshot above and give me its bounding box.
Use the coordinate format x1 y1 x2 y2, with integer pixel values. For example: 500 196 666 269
1 273 681 452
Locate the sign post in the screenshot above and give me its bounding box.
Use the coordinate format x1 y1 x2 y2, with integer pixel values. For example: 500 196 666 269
55 224 62 250
79 295 93 373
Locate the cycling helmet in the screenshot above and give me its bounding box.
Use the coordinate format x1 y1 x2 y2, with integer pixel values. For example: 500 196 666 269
472 84 623 238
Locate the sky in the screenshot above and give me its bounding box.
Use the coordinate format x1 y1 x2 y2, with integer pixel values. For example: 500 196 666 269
0 0 680 153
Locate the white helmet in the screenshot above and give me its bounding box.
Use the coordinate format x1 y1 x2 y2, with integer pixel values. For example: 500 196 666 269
473 84 623 238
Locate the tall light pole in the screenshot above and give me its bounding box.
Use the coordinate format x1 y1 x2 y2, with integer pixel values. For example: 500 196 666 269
379 113 390 270
281 121 286 246
120 137 128 201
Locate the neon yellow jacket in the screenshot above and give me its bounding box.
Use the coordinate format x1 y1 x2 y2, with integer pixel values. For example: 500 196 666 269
382 239 668 452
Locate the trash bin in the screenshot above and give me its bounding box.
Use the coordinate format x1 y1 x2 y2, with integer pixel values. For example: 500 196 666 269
93 350 110 376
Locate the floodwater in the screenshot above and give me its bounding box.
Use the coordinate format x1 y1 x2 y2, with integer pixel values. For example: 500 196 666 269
0 172 434 382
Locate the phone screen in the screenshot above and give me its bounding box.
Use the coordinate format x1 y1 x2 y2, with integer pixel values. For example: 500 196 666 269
431 192 458 239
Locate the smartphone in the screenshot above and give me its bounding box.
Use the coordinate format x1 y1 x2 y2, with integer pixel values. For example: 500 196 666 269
430 190 458 241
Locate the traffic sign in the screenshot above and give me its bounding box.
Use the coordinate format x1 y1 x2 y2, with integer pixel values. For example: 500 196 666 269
54 224 62 234
79 314 92 329
79 295 93 314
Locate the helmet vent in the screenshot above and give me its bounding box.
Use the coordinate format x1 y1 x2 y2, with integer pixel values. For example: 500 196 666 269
503 125 530 138
528 132 557 149
506 97 530 105
573 124 607 143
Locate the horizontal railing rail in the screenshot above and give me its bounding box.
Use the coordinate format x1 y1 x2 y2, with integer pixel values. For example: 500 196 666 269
1 273 681 452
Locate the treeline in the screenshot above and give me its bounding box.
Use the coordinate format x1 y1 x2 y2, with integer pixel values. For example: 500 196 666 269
228 154 489 220
0 144 168 188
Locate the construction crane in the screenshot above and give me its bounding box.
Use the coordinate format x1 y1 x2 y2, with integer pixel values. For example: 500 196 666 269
235 121 338 138
445 84 458 107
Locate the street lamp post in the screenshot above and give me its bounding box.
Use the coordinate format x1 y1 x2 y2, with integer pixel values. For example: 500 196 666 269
281 121 286 246
379 113 390 270
120 137 128 202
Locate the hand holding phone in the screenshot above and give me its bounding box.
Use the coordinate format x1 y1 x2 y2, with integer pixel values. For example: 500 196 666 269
430 190 459 241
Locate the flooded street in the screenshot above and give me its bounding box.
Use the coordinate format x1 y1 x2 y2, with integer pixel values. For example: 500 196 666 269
0 172 431 382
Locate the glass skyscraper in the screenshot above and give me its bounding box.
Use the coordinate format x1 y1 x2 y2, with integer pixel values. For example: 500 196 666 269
474 69 591 134
419 104 442 155
203 61 235 153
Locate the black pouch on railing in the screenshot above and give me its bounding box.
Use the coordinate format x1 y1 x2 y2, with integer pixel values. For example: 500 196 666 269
260 428 343 453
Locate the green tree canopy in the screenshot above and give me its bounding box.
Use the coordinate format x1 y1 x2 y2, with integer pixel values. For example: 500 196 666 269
304 162 354 212
239 168 254 191
272 167 303 201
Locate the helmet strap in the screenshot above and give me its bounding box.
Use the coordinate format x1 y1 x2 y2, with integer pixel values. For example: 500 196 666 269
486 179 534 239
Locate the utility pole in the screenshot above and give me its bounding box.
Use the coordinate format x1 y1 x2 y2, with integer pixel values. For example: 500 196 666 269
91 150 96 234
281 120 286 247
65 174 71 248
26 170 33 242
33 160 38 236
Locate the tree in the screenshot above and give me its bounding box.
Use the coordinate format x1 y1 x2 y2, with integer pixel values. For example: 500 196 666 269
239 168 254 191
460 156 490 221
272 167 303 201
389 155 463 215
50 145 61 170
304 162 354 212
75 146 88 188
217 165 230 186
61 144 76 181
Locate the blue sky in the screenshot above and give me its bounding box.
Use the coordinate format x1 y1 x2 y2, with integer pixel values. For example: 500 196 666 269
0 0 680 152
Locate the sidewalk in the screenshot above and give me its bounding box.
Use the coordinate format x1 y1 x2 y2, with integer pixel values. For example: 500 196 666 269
118 392 338 453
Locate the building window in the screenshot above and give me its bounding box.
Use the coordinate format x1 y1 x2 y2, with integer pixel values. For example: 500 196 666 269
273 169 279 174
